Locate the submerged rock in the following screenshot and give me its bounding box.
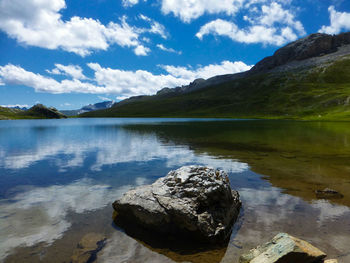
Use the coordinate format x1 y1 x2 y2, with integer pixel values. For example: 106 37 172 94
315 188 344 199
71 233 106 263
239 233 326 263
113 166 241 244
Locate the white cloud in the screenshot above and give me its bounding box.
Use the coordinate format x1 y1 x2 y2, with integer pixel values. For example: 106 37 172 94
47 64 87 80
162 60 252 80
0 60 251 98
98 96 113 101
0 0 162 56
156 44 182 54
160 0 299 24
139 14 168 39
0 64 104 94
161 0 245 23
0 104 29 108
87 63 187 98
196 2 305 46
89 60 251 98
319 6 350 34
122 0 139 7
258 2 305 34
134 45 150 56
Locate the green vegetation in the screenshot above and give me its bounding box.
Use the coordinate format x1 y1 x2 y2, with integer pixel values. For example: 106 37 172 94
82 55 350 120
0 106 25 120
0 104 67 120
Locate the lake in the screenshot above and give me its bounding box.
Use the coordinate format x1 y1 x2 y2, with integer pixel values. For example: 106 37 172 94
0 118 350 263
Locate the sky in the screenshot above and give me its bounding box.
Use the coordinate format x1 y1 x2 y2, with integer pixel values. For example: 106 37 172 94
0 0 350 110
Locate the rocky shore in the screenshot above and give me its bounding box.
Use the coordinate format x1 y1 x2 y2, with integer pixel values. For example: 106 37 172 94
100 166 340 263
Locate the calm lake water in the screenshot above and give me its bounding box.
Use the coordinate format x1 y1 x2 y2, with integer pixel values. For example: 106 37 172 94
1 118 350 263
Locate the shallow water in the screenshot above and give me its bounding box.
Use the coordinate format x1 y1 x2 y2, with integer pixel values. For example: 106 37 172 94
0 118 350 263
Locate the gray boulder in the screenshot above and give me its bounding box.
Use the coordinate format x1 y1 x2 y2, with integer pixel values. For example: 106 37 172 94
113 166 241 244
239 233 327 263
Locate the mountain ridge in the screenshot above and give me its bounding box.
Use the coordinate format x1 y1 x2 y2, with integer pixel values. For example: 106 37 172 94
151 32 350 97
61 100 114 116
81 31 350 120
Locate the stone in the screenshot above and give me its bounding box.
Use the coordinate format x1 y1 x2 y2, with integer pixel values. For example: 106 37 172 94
71 233 106 263
315 188 344 199
324 260 338 263
239 233 327 263
113 165 241 244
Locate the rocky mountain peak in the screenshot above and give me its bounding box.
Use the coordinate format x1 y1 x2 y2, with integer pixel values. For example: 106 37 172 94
251 32 350 73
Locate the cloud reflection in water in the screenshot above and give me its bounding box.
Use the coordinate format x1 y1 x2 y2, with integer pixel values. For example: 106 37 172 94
0 178 135 261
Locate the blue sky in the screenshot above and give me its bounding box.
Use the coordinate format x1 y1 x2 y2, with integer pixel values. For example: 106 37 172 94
0 0 350 110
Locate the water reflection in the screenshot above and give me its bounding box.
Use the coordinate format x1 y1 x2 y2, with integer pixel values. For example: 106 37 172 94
0 121 247 173
122 121 350 207
0 178 135 261
0 119 350 262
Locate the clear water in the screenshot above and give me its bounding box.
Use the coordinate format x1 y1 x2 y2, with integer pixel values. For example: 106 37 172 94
0 118 350 263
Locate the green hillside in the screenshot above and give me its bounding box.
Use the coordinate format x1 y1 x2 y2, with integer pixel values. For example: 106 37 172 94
0 106 24 120
0 104 67 120
81 55 350 121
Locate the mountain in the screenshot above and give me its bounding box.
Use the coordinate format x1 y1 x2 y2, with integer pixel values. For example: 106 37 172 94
61 101 114 116
81 32 350 121
23 104 67 119
8 106 28 110
0 104 67 120
0 106 24 120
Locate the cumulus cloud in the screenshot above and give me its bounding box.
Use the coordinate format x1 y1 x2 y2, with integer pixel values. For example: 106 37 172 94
162 60 252 80
122 0 139 7
46 64 87 80
139 14 168 39
87 63 188 98
0 64 105 94
161 0 245 23
0 0 164 56
0 60 251 98
319 6 350 34
197 2 305 46
134 45 150 56
156 44 182 54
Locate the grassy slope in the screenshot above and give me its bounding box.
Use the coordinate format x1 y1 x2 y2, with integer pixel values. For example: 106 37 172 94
0 105 67 120
0 107 27 120
82 55 350 120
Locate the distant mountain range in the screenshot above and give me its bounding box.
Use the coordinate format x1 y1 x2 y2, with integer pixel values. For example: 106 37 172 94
0 101 115 120
0 104 67 120
61 101 114 116
81 32 350 121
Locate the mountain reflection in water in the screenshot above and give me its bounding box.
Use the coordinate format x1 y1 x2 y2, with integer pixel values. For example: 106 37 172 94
0 118 349 263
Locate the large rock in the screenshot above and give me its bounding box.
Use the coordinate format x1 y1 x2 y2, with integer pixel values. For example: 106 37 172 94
113 166 241 244
239 233 327 263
